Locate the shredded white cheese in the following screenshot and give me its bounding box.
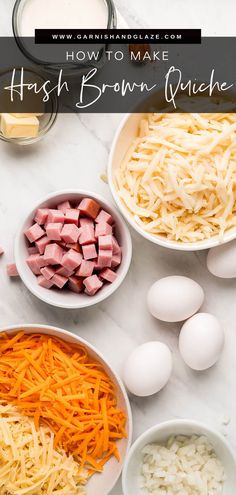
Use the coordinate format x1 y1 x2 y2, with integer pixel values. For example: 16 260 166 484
0 403 87 495
115 113 236 242
140 435 225 495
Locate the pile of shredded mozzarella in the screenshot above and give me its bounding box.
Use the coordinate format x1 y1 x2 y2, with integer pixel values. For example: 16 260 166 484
0 403 87 495
116 113 236 242
140 434 225 495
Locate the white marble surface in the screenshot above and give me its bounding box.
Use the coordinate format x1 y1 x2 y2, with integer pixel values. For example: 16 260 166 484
1 1 236 494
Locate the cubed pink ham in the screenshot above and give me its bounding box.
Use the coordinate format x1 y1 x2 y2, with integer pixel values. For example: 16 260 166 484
76 260 95 277
51 273 68 289
46 223 63 241
83 274 103 295
79 224 95 245
34 208 49 225
24 223 45 243
66 243 82 253
40 266 55 280
26 254 48 274
95 209 113 225
7 263 19 277
82 244 97 260
78 198 100 219
98 234 113 250
68 275 84 293
57 200 71 213
35 235 50 254
47 209 65 224
61 224 80 243
100 268 118 283
97 249 112 268
112 236 121 254
56 266 74 277
37 275 53 289
28 246 38 255
61 249 82 270
65 209 80 225
95 222 112 238
111 252 122 268
44 243 63 265
80 217 94 227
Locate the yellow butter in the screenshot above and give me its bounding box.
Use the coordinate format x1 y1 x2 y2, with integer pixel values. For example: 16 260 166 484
1 113 39 139
10 113 43 118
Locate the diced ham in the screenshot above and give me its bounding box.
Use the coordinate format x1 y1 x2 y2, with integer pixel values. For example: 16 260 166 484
66 243 82 253
51 273 68 289
34 208 49 225
46 223 63 241
68 275 84 293
76 260 95 278
95 209 113 225
56 266 74 277
82 243 97 260
24 223 45 243
44 243 63 265
112 236 121 255
79 224 95 245
78 198 100 219
100 268 118 283
61 249 82 270
57 200 71 213
97 249 112 268
40 266 55 280
111 252 122 268
65 209 80 225
98 234 113 250
7 263 19 277
80 217 94 227
83 275 103 295
35 235 50 254
61 224 80 243
28 246 38 255
26 254 49 274
47 209 65 224
95 222 112 238
37 275 53 289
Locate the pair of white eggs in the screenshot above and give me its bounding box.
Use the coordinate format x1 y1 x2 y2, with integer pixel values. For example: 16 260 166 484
123 276 225 397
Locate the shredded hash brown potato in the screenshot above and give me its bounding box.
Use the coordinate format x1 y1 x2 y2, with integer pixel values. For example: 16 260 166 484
0 402 87 495
115 113 236 242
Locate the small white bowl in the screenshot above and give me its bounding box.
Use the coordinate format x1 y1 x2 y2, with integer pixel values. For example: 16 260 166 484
14 189 132 309
0 323 132 495
108 113 236 251
122 420 236 495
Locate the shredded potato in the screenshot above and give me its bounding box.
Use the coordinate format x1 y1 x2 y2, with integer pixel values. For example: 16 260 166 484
115 113 236 242
0 402 87 495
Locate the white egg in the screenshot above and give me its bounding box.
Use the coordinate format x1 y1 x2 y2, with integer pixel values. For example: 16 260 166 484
123 341 173 397
147 276 204 322
207 240 236 278
179 313 224 371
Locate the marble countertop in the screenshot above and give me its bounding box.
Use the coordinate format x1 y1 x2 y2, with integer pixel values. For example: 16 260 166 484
1 2 236 494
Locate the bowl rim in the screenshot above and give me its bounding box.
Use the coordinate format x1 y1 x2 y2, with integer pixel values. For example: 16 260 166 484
122 418 236 495
14 188 132 309
0 323 133 495
107 113 236 251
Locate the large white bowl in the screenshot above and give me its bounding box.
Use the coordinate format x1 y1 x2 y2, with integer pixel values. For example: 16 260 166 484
122 420 236 495
14 189 132 309
108 113 236 251
0 324 132 495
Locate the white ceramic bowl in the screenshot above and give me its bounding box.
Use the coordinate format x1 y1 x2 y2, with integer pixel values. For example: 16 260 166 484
122 419 236 495
108 113 236 251
0 323 132 495
14 189 132 309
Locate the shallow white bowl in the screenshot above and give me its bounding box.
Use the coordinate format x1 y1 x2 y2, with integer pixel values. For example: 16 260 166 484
122 419 236 495
14 189 132 309
108 113 236 251
0 323 132 495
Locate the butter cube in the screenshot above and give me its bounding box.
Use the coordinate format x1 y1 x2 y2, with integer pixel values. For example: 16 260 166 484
1 113 39 139
10 113 43 118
